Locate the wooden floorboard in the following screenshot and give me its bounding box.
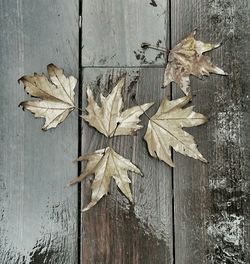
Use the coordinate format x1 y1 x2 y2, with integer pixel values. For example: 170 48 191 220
81 0 168 67
80 68 173 264
0 0 249 263
0 1 79 263
171 0 250 263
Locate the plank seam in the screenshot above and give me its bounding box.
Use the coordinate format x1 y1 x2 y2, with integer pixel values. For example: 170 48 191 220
78 0 83 263
169 0 176 263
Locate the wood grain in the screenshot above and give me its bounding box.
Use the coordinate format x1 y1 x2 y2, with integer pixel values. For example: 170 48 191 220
1 0 249 263
0 1 79 263
171 0 250 263
80 68 173 263
81 0 168 67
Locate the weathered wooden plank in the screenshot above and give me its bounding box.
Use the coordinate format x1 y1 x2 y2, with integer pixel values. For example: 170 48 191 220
0 1 79 263
171 0 250 263
81 0 168 67
80 68 173 263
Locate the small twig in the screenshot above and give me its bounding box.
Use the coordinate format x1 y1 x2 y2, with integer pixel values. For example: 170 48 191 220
141 42 169 54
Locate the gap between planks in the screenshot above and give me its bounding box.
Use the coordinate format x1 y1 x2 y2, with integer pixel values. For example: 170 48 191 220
77 0 83 263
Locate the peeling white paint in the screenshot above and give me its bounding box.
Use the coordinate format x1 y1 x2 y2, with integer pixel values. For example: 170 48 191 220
207 213 244 247
209 0 236 36
209 177 227 189
213 102 242 144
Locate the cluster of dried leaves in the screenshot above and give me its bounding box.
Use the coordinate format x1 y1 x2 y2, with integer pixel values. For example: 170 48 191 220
19 31 226 211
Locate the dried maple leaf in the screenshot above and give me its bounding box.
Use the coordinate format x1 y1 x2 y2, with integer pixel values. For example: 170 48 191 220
19 64 77 130
164 31 227 95
83 78 154 137
144 96 207 166
69 147 142 211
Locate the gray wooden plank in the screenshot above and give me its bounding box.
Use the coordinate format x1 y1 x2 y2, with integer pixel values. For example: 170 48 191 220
80 68 173 263
81 0 168 67
171 0 250 263
0 1 79 263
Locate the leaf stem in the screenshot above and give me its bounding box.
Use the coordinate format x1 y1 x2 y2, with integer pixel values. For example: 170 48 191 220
106 122 120 149
141 42 170 54
76 107 86 113
132 96 151 121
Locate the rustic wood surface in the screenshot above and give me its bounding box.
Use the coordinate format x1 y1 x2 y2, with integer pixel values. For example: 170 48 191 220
0 1 79 263
171 0 250 263
80 68 173 263
0 0 249 263
81 0 168 67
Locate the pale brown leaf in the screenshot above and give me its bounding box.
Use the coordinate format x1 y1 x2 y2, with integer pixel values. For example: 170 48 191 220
164 31 227 95
69 147 142 211
19 64 77 130
83 78 154 137
144 96 208 166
